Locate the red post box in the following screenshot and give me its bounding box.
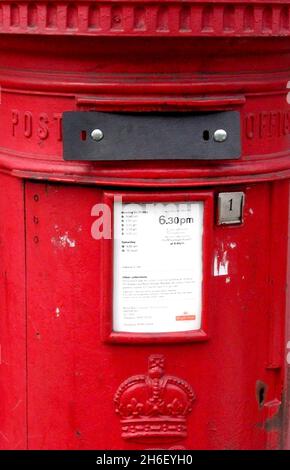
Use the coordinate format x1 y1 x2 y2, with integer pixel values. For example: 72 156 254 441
0 0 289 450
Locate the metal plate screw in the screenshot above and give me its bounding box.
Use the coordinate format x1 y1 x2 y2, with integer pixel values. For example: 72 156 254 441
91 129 104 142
213 129 228 142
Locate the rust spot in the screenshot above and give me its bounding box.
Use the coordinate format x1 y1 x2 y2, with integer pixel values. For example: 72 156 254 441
265 401 283 432
280 374 290 448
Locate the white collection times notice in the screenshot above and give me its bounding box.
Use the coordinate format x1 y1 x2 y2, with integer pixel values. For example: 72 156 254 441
113 200 204 333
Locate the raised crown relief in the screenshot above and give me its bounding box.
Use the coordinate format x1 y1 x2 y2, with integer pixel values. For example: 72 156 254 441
114 354 195 443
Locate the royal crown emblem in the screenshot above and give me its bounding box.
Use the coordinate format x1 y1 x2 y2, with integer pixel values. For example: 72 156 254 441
114 354 195 443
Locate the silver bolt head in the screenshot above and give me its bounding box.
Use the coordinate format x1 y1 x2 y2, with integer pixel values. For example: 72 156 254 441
213 129 228 143
91 129 104 142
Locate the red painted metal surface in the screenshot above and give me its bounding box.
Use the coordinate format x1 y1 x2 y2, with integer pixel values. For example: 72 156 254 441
0 0 289 450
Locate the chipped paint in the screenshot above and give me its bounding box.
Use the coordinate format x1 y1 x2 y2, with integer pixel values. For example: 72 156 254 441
287 340 290 365
214 249 229 277
55 307 61 318
256 380 268 409
229 242 237 249
225 277 231 283
51 232 76 248
287 80 290 104
249 208 254 215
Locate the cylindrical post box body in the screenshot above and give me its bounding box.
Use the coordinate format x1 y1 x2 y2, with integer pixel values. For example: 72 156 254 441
0 0 290 450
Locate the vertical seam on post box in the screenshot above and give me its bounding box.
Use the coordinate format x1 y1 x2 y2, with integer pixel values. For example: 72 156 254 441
22 179 29 450
282 182 290 449
267 182 284 370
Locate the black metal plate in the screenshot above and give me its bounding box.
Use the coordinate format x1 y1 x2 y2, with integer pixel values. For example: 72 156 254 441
62 111 241 161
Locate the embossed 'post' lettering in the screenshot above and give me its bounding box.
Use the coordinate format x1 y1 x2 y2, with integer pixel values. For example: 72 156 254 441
38 113 49 140
10 110 63 143
53 113 62 141
24 111 33 138
12 109 19 136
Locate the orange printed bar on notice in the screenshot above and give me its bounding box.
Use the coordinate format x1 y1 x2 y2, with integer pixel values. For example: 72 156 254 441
176 315 196 321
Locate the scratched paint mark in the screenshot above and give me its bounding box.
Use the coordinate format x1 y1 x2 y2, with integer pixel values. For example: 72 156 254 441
249 208 254 215
0 431 9 443
214 249 229 276
51 232 76 248
11 400 22 412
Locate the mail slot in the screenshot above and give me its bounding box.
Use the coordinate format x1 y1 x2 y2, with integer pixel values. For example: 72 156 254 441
0 0 289 451
62 111 241 160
